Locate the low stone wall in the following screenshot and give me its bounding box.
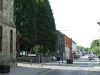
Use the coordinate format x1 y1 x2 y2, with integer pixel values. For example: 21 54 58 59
17 56 53 63
44 57 52 63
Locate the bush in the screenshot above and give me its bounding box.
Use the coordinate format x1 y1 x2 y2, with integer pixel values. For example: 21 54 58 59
16 56 31 62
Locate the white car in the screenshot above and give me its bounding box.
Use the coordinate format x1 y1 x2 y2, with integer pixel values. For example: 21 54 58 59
94 57 100 62
88 54 95 60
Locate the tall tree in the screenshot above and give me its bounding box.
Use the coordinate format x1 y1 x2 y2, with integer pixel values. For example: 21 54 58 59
76 46 84 51
14 0 37 51
90 39 100 48
90 39 100 55
35 0 57 55
14 0 57 55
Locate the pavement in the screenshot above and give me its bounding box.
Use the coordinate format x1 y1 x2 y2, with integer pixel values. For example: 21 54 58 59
1 55 100 75
0 62 100 75
18 60 100 71
0 63 50 75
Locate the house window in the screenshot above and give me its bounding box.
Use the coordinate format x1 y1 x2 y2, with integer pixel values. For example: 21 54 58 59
0 26 2 52
10 30 13 53
0 0 3 11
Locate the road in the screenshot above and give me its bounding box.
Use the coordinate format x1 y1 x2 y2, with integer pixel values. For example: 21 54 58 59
73 54 100 67
45 70 100 75
42 54 100 75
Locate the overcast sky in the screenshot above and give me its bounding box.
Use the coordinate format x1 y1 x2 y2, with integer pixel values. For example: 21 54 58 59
49 0 100 48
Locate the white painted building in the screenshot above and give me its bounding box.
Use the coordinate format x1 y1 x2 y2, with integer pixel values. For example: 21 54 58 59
64 47 70 59
72 41 77 52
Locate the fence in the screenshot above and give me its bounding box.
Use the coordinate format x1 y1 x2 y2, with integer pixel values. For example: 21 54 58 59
16 56 53 63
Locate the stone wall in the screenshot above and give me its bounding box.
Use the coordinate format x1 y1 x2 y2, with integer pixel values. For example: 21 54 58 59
0 20 16 64
0 0 16 65
3 0 14 24
0 10 2 18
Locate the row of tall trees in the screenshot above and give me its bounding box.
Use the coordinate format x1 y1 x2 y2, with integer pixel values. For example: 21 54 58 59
76 46 90 53
14 0 57 55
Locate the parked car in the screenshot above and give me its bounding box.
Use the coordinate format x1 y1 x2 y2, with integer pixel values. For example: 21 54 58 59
88 54 95 60
52 56 56 61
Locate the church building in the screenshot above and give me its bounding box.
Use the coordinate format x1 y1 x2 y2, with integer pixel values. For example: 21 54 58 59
0 0 16 65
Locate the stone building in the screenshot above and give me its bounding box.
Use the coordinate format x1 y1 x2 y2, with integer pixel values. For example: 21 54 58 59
0 0 16 65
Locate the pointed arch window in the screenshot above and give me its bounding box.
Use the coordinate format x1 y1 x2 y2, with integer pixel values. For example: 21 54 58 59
10 30 13 53
0 26 2 52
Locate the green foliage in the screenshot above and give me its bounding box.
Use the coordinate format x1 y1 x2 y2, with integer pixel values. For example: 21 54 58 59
84 48 90 52
14 0 37 50
90 47 100 55
77 46 90 53
90 39 100 48
76 46 84 51
14 0 57 54
35 0 57 54
16 56 31 62
31 45 43 53
90 39 100 55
